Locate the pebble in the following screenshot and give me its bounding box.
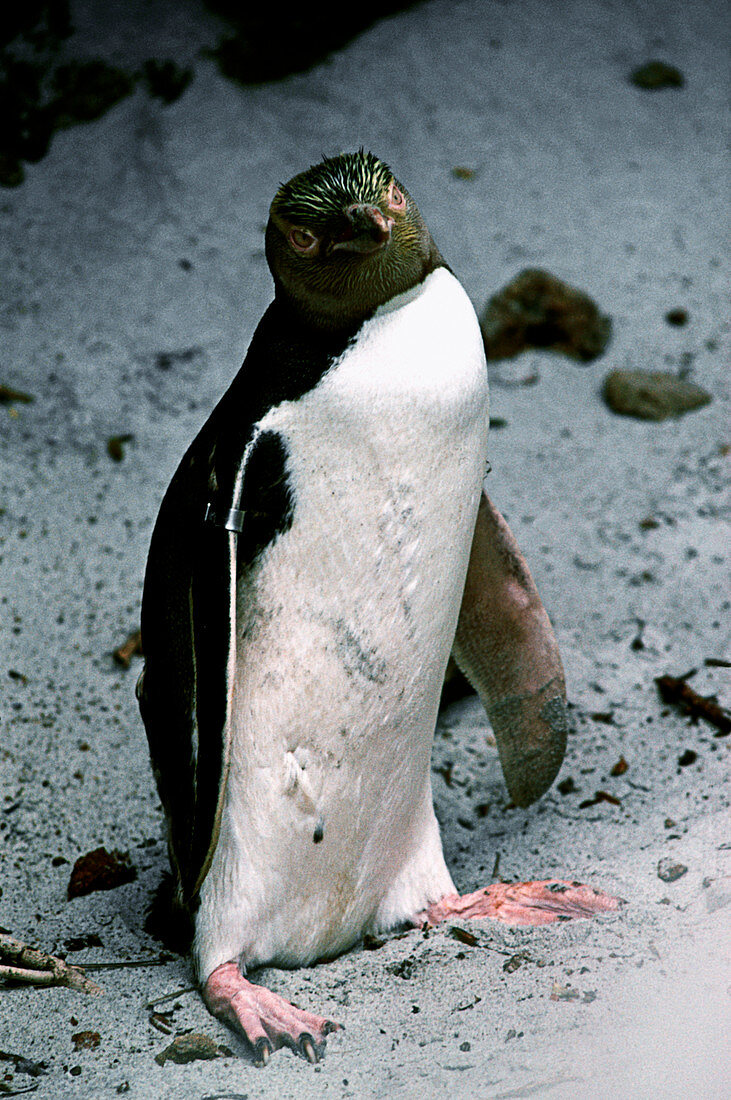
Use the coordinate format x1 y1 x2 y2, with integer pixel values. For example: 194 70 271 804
630 61 685 89
154 1033 227 1066
603 370 711 420
657 857 688 883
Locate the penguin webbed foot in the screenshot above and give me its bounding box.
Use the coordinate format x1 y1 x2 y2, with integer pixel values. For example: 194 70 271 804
203 961 341 1066
418 880 622 928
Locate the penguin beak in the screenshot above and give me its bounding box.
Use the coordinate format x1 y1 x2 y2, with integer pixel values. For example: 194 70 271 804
330 204 393 254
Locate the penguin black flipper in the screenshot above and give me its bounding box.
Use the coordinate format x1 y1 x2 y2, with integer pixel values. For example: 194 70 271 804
138 421 238 904
139 300 360 904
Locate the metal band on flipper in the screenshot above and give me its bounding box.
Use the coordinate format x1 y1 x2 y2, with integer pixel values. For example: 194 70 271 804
204 502 246 533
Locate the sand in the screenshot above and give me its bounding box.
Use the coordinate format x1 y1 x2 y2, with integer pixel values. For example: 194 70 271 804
1 1 728 1097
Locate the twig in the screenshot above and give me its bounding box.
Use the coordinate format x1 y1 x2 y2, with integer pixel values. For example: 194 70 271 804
0 936 102 995
655 673 731 735
83 956 173 971
0 385 34 405
113 629 143 669
145 985 197 1009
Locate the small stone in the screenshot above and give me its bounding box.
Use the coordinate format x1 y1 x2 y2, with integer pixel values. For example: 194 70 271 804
657 858 688 883
107 434 134 462
67 847 136 899
503 953 527 973
72 1031 100 1051
603 370 711 420
665 308 688 326
678 749 697 766
480 269 612 362
154 1033 225 1066
630 61 684 89
610 756 628 776
550 983 580 1001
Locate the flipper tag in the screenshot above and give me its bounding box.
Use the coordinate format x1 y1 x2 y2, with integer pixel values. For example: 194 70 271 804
204 502 246 533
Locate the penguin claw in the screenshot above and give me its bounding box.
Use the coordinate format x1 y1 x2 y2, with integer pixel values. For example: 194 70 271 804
255 1038 272 1066
299 1034 318 1063
203 962 340 1065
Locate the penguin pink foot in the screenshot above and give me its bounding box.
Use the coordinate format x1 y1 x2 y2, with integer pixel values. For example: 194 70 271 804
203 962 341 1065
419 880 622 928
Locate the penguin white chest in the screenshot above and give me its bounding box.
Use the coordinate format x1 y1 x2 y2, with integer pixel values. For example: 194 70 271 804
195 268 489 979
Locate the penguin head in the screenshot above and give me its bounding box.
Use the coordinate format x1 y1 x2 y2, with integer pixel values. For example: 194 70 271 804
266 150 441 329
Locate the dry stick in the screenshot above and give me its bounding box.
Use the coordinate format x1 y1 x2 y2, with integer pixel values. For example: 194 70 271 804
83 957 174 971
0 935 103 995
113 629 143 668
655 674 731 735
145 986 198 1009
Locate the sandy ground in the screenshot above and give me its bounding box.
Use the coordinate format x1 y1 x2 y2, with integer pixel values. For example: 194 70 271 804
1 1 729 1097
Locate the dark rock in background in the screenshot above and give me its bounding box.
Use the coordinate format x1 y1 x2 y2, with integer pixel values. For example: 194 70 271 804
205 1 422 84
479 268 612 363
630 60 685 89
603 369 712 420
0 6 192 187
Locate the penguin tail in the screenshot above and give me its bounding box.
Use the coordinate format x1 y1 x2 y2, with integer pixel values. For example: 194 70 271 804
144 870 195 955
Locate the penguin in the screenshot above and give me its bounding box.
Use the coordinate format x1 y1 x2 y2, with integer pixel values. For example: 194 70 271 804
138 151 617 1065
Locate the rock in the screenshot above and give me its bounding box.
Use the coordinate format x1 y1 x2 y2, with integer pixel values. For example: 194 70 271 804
49 61 134 130
107 434 134 462
67 847 137 900
657 858 688 883
141 60 193 105
610 756 629 776
72 1031 100 1051
630 61 684 89
479 269 612 362
208 6 422 85
665 308 688 326
550 983 580 1001
603 370 711 420
154 1033 227 1066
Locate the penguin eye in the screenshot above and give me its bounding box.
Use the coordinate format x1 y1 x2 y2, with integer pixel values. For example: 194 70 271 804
289 227 319 254
388 182 406 211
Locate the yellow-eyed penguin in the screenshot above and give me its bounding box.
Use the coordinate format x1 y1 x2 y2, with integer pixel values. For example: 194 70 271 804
138 151 618 1066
